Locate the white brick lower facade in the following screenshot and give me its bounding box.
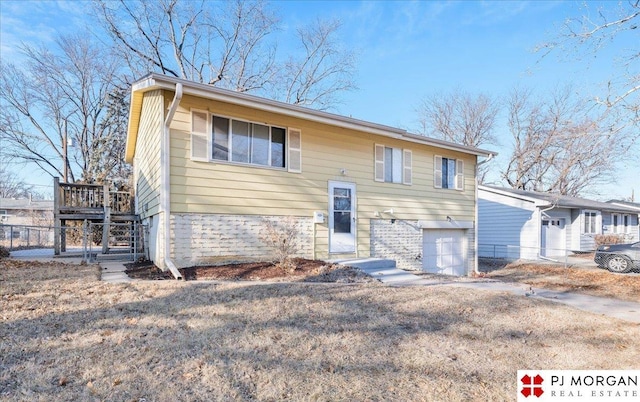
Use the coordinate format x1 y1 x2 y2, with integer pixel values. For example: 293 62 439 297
372 219 477 275
371 219 423 271
144 213 476 275
169 214 313 268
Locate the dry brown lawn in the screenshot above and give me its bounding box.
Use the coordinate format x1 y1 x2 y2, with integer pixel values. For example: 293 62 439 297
1 259 639 401
484 260 640 302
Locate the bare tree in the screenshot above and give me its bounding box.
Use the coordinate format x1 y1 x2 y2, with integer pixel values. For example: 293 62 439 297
94 0 356 109
502 87 627 196
0 33 126 184
415 89 500 181
0 166 33 199
87 87 132 188
537 1 639 129
416 89 500 148
274 18 357 110
95 0 278 88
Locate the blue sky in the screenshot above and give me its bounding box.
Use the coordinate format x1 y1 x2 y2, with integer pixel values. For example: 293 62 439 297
1 0 638 200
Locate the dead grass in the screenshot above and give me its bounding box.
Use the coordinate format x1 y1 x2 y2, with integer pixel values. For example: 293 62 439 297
485 261 640 302
2 259 639 401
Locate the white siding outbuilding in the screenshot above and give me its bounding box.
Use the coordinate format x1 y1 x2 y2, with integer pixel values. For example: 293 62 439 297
478 186 640 261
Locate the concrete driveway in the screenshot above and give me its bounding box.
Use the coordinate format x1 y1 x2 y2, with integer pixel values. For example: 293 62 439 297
345 258 640 324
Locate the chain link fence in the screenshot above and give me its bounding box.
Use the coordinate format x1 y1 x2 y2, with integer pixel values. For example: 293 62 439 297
1 224 57 250
478 243 589 269
87 222 147 262
0 222 147 262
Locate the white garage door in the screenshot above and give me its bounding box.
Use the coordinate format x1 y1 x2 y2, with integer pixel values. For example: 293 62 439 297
541 218 566 258
422 229 466 276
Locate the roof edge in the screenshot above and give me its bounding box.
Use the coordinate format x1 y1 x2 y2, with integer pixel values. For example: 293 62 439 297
478 185 545 205
125 73 496 161
479 185 640 213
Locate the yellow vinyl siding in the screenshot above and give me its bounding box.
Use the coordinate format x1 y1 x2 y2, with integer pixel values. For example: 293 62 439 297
135 90 164 218
163 91 478 259
171 91 475 220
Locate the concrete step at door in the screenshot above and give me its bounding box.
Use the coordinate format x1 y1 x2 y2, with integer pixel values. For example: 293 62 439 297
330 258 396 270
332 258 427 285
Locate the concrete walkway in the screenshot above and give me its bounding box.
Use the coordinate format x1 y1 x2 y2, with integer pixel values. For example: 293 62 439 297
9 251 638 323
100 261 132 283
9 248 132 283
336 258 640 324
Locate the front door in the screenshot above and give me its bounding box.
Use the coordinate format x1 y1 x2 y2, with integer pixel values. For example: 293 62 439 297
329 181 356 253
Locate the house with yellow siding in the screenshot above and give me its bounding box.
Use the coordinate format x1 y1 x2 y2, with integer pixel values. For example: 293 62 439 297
125 73 495 279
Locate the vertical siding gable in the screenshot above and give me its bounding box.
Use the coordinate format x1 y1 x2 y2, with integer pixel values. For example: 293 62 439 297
135 89 164 218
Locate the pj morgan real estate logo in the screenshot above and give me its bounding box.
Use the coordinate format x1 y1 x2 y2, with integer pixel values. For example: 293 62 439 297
517 370 639 401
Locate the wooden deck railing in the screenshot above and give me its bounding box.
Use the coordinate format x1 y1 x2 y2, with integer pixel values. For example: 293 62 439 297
55 179 134 214
110 191 134 214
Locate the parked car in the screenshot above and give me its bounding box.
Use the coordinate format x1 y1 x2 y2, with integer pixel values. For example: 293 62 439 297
594 242 640 273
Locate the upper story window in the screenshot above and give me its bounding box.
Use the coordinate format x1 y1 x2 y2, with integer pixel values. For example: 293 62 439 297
434 155 464 190
191 110 301 173
374 144 412 185
583 210 598 234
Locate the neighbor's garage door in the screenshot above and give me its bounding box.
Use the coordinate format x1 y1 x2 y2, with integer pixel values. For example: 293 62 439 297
422 229 466 276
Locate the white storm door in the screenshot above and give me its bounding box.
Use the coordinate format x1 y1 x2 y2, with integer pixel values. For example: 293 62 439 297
329 181 356 253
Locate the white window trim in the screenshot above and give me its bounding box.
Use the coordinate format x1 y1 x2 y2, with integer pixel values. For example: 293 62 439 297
190 108 210 162
582 210 600 235
615 213 633 234
611 213 621 234
190 110 295 172
402 149 412 185
288 128 302 173
374 144 411 185
434 155 464 191
623 214 632 234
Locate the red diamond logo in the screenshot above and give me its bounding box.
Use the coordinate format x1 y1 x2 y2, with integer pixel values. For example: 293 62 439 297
521 373 544 398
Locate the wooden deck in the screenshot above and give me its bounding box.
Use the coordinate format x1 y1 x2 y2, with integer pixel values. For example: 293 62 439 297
56 180 134 215
53 178 138 255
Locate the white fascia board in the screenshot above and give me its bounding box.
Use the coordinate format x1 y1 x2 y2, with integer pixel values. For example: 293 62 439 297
478 185 548 207
135 73 495 158
609 202 640 212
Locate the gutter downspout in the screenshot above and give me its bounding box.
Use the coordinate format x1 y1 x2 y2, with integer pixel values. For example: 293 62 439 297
474 153 494 275
162 83 183 279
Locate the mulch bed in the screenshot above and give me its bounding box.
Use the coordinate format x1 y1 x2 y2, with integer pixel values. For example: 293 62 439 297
125 258 376 283
124 260 174 280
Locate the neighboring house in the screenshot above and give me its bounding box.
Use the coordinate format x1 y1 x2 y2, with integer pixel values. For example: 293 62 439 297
0 198 54 244
478 185 640 260
608 200 640 215
125 73 495 277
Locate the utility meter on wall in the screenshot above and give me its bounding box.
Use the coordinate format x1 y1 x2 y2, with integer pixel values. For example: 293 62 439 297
313 211 325 224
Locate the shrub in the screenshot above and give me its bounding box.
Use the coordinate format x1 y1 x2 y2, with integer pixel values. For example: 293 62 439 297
594 234 625 247
0 245 10 259
260 217 300 273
